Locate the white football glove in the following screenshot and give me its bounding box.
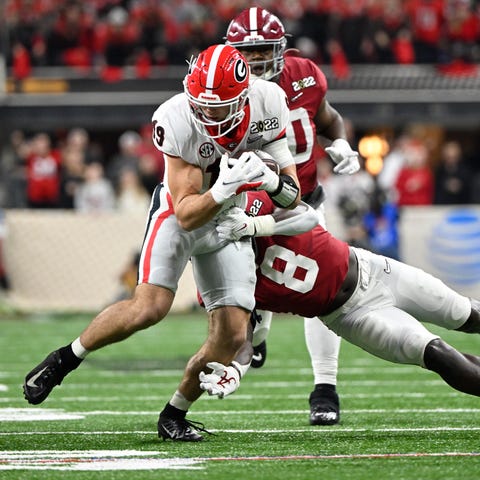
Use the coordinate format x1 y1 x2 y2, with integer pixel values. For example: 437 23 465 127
236 151 280 193
325 138 360 175
216 207 275 240
216 207 255 240
210 153 265 204
199 362 241 399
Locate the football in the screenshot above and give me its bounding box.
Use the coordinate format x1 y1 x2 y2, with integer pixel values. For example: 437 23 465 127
227 150 281 174
253 150 281 175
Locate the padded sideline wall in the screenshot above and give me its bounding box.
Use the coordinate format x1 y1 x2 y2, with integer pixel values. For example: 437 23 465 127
3 206 480 312
3 210 196 312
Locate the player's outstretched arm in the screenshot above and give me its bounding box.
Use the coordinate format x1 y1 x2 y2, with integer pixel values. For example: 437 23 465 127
325 138 360 175
216 202 318 241
314 99 360 175
199 323 253 399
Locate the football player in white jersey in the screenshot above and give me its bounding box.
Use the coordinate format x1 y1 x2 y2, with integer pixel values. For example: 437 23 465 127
23 44 301 442
225 7 360 425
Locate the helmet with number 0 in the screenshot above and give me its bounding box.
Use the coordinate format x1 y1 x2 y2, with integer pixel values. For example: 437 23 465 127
225 7 287 80
183 44 250 139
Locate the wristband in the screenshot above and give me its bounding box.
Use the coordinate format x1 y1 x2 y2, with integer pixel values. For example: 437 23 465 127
230 360 250 378
269 174 299 208
252 215 276 236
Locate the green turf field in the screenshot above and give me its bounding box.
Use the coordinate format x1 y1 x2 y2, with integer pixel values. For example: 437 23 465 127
1 311 479 479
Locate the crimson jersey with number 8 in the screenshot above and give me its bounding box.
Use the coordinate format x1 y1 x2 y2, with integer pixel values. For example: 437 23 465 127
246 192 349 317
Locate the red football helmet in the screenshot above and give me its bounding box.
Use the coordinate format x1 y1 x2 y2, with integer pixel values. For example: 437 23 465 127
183 44 250 139
225 7 287 80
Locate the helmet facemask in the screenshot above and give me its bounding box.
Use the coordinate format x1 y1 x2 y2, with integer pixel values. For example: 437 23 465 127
235 40 287 81
225 7 288 81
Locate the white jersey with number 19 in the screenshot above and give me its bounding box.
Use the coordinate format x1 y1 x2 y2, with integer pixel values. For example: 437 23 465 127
151 78 293 194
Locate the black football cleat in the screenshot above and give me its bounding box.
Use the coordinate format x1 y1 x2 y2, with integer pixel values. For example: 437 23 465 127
309 386 340 426
23 350 67 405
158 415 211 442
251 340 267 369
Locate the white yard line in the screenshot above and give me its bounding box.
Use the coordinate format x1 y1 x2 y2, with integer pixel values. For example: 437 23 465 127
2 426 480 436
39 407 480 414
1 391 460 402
1 450 478 471
207 452 480 460
1 406 480 420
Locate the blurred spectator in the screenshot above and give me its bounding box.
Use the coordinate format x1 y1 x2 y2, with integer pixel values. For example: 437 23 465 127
444 0 480 64
363 185 400 259
132 1 166 56
322 117 375 229
26 133 62 208
59 146 85 209
6 0 49 68
434 140 472 204
46 1 94 69
116 167 151 214
374 0 415 64
138 153 162 194
392 28 415 64
0 130 29 208
405 0 445 63
162 0 219 64
65 127 104 165
107 130 142 190
106 128 162 195
326 39 351 79
136 123 165 192
74 161 115 213
295 4 332 63
395 139 434 205
337 0 371 64
12 43 32 79
377 133 412 197
96 6 140 68
328 160 376 228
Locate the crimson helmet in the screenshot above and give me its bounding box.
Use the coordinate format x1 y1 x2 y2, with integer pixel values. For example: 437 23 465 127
183 44 250 139
225 7 287 80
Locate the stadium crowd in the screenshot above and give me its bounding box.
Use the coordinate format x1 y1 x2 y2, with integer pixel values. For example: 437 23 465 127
5 0 480 78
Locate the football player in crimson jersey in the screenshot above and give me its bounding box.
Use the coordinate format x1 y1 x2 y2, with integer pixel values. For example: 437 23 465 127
23 44 300 442
199 192 480 402
225 7 360 425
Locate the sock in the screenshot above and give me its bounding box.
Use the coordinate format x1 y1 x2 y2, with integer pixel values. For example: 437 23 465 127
304 316 340 385
58 344 83 372
314 383 336 393
71 337 90 359
160 391 193 419
169 390 193 411
160 402 187 420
